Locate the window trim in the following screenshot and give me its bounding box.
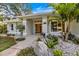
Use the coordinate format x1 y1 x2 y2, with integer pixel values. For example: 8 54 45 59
51 21 57 32
50 21 62 32
11 24 14 30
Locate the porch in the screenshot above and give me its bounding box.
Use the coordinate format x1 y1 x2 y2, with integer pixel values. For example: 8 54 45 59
24 17 65 36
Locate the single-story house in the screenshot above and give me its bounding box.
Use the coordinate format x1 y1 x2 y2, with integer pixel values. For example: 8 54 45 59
3 12 79 37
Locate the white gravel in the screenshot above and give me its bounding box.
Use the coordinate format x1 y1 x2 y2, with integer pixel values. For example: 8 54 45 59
54 38 79 56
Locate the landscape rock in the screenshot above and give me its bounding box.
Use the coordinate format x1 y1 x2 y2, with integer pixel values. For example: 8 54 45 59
54 38 79 56
34 41 49 56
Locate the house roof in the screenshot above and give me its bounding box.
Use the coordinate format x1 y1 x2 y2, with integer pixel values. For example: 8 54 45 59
16 12 53 19
3 12 56 23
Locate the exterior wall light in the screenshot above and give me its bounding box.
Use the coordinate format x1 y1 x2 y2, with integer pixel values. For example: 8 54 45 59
43 22 46 24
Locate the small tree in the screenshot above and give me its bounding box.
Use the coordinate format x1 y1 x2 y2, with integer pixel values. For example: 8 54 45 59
50 3 79 41
16 23 25 37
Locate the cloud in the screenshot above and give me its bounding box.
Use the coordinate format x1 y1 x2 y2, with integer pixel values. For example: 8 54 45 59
32 7 53 14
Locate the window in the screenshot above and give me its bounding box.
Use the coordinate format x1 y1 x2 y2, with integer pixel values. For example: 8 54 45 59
11 24 14 30
51 21 62 32
58 22 61 27
51 22 57 31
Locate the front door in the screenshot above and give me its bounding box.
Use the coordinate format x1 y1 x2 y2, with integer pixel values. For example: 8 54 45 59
35 24 42 33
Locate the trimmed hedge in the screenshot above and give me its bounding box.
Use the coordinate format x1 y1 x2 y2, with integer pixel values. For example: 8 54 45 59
17 47 36 56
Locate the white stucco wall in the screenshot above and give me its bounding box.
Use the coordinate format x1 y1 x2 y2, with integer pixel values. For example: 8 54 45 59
7 23 17 34
26 19 33 35
69 20 79 37
23 20 27 36
42 16 48 35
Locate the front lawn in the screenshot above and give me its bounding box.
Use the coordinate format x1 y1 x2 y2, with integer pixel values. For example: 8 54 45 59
0 36 16 52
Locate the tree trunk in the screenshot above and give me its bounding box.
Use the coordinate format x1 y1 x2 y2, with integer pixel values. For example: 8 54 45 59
64 19 71 41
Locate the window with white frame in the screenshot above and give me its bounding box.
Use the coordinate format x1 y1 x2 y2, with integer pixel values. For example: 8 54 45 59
11 24 14 30
51 21 62 32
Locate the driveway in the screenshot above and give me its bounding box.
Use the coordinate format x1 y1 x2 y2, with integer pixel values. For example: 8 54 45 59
0 35 39 56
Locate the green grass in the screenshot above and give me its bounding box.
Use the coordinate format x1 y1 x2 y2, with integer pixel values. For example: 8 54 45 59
0 36 16 52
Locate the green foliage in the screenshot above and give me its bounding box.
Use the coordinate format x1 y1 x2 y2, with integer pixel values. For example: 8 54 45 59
72 38 79 44
46 39 57 48
52 49 63 56
50 3 79 40
16 23 25 32
0 24 7 34
50 3 79 21
76 51 79 56
68 33 79 44
17 47 36 56
9 4 21 15
47 34 58 41
16 23 25 36
9 4 32 15
16 37 25 41
0 36 16 52
0 16 3 21
46 35 58 48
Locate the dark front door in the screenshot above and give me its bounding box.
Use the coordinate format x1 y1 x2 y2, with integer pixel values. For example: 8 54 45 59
35 24 42 33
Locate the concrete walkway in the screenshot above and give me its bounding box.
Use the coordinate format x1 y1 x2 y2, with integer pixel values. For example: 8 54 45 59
0 35 39 56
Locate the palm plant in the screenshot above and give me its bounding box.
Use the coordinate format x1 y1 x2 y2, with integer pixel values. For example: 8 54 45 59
8 3 32 16
50 3 79 41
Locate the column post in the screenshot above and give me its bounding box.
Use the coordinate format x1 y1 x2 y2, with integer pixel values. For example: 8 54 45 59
42 16 48 36
22 19 27 36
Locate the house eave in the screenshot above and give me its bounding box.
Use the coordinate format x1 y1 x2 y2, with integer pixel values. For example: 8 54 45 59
16 12 54 19
3 19 22 23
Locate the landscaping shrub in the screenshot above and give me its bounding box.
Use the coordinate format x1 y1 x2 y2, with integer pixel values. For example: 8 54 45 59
52 49 63 56
47 34 58 41
0 36 16 52
46 35 58 48
47 34 52 39
7 34 15 36
72 38 79 44
46 39 57 48
68 32 76 40
16 37 25 41
0 24 7 34
76 51 79 56
17 47 36 56
68 33 79 44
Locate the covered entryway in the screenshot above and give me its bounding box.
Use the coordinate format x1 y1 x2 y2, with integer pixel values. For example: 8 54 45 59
35 24 42 33
34 19 42 34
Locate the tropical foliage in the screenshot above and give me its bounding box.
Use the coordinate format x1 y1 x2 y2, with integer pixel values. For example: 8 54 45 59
50 3 79 40
52 49 63 56
46 34 58 48
0 3 32 19
8 3 32 16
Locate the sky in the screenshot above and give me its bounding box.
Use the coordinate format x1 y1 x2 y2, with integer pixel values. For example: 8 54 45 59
6 3 53 17
31 3 53 13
